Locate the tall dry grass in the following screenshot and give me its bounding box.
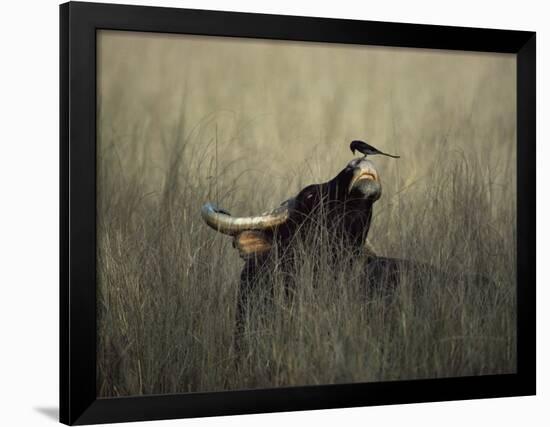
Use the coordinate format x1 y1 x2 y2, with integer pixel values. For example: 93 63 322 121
96 31 516 396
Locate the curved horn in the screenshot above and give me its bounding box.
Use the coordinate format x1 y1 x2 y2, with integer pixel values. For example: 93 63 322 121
201 200 292 235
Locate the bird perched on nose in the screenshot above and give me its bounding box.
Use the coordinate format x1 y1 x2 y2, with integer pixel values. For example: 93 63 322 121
350 140 400 159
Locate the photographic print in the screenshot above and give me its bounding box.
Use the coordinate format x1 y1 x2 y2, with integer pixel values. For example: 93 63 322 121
96 30 517 397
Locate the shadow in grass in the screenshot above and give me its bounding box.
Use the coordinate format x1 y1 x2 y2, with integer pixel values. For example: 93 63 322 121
34 407 58 422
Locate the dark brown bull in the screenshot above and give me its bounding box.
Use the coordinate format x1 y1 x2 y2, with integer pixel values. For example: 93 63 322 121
201 158 395 333
202 157 494 347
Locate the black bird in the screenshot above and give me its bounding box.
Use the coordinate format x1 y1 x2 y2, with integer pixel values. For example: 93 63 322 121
350 140 400 159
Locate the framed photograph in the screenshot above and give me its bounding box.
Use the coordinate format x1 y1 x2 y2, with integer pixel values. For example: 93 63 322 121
60 1 536 425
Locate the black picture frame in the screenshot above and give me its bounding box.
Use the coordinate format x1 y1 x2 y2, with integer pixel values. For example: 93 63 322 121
60 1 536 425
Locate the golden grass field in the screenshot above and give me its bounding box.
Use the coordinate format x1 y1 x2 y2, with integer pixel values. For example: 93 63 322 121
96 30 516 396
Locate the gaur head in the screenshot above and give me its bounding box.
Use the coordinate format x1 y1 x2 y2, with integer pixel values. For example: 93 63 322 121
201 158 382 260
